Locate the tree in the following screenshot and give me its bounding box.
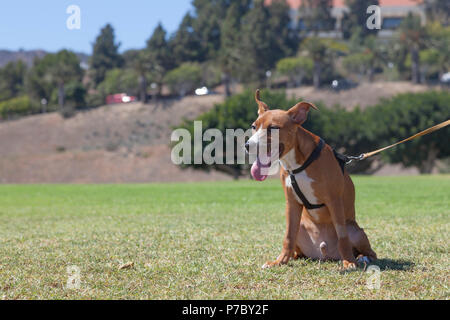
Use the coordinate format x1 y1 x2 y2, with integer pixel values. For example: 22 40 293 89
341 0 380 40
0 60 27 102
425 22 450 79
170 13 204 65
146 23 173 96
219 1 251 96
26 50 83 111
97 68 139 98
343 35 386 82
133 51 152 103
48 50 83 109
239 0 293 84
122 49 152 103
423 0 450 25
164 63 202 97
191 0 229 60
267 0 299 62
419 48 440 82
26 56 55 106
301 37 339 88
276 56 313 87
398 13 426 84
90 24 123 87
299 0 335 33
238 1 272 83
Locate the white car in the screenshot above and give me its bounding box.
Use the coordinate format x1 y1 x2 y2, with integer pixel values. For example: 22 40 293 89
195 86 209 96
440 72 450 84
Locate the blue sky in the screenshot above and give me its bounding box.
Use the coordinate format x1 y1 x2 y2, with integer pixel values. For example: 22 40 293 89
0 1 193 53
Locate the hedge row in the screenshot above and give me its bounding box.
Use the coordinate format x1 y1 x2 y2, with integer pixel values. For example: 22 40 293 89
178 90 450 176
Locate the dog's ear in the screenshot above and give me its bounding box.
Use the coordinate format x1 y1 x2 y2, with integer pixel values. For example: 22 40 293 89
287 101 318 125
255 89 269 115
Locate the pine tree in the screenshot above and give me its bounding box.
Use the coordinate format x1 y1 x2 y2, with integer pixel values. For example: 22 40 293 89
238 0 295 85
239 0 274 84
299 0 335 33
90 24 123 87
191 0 229 60
219 1 251 96
0 60 27 101
171 13 204 65
267 0 298 62
146 23 172 96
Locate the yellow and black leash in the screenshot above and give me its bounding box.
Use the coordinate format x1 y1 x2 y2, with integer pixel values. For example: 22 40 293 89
346 119 450 164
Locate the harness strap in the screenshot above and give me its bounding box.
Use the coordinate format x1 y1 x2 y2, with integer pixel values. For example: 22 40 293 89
288 138 325 210
289 173 325 210
291 139 324 174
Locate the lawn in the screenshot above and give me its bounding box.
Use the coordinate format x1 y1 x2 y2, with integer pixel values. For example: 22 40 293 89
0 175 448 299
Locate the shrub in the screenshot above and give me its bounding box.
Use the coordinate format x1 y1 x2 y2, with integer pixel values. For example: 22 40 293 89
0 96 37 119
164 63 202 97
176 90 450 177
176 89 296 178
97 68 139 97
342 52 372 78
367 91 450 173
276 56 313 87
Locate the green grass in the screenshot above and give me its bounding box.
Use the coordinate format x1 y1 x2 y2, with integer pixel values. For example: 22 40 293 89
0 176 448 299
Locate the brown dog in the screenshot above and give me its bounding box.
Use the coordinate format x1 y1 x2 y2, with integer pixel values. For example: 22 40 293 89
246 90 376 270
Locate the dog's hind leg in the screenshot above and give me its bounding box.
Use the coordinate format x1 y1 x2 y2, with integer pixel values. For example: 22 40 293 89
347 221 377 262
293 245 305 260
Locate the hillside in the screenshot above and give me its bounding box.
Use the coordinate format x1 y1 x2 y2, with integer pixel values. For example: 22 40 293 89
0 82 437 183
0 95 230 183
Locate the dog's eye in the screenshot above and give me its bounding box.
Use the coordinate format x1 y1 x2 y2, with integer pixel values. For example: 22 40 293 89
251 125 256 130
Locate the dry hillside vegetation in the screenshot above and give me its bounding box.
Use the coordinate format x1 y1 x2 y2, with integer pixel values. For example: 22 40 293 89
0 95 229 183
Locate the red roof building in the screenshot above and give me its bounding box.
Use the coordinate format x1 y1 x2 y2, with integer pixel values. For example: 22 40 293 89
265 0 426 37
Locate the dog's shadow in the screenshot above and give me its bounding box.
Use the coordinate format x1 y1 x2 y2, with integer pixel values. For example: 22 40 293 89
372 258 415 271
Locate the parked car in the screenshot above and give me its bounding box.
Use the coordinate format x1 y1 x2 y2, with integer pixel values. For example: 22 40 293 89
106 93 137 104
194 86 209 96
330 78 358 92
440 72 450 85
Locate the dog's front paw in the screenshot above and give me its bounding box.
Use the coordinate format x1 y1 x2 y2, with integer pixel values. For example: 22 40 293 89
342 260 357 270
261 260 279 269
261 253 291 269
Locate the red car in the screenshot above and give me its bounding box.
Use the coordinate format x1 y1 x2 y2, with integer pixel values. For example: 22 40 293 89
106 93 137 104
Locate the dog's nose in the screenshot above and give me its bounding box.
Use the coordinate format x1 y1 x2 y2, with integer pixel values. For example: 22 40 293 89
245 141 250 153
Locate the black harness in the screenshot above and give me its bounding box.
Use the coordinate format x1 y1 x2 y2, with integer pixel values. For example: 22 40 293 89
286 138 347 210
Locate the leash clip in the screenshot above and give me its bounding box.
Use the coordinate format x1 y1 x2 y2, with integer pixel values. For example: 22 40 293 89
346 154 364 164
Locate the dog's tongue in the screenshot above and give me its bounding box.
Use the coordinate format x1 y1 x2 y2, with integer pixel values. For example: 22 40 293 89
251 157 270 181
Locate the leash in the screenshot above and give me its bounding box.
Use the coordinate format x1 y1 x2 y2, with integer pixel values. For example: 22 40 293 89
278 120 448 209
345 119 450 164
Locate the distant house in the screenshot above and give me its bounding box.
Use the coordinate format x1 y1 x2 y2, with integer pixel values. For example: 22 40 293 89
265 0 426 38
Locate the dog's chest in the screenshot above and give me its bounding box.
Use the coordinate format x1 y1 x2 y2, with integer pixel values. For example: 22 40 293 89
285 171 319 207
